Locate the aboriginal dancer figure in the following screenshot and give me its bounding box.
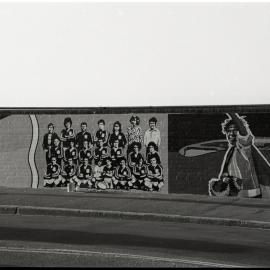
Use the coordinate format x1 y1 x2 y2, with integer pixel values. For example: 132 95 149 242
209 113 270 198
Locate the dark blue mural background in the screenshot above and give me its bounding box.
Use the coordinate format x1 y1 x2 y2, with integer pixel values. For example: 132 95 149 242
168 113 270 195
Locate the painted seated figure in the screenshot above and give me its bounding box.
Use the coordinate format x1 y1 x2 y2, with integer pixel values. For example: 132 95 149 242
145 156 164 192
42 123 59 165
77 157 93 190
144 117 161 154
60 117 76 149
50 137 64 169
131 156 148 190
108 121 127 149
126 115 143 155
93 139 109 166
110 139 124 168
113 157 132 190
62 157 79 189
64 139 78 166
94 119 109 147
76 122 93 151
92 158 105 189
102 157 115 189
43 157 63 187
146 142 161 165
128 142 144 169
79 140 93 165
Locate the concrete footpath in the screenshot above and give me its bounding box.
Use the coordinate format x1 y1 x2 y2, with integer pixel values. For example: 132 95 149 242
0 187 270 229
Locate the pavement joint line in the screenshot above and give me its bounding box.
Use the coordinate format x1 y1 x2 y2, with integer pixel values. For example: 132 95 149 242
0 246 246 268
0 204 269 229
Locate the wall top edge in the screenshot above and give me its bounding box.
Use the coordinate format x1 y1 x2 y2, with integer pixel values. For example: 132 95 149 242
1 105 270 114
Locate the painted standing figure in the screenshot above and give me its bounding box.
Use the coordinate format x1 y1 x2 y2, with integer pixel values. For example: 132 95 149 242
144 117 161 154
110 139 124 168
209 113 270 198
126 116 143 155
93 139 109 165
60 117 76 149
108 121 127 149
42 123 59 165
94 119 109 146
50 137 64 169
127 142 144 168
76 122 93 151
64 139 78 166
79 140 93 164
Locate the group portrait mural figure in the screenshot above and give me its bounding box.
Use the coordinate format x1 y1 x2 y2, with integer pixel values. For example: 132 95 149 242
42 115 165 192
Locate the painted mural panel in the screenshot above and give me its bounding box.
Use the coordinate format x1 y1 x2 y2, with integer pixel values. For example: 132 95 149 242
0 115 32 187
35 114 168 194
168 113 270 198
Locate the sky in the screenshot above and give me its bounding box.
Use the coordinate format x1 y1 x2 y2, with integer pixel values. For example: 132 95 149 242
0 2 270 107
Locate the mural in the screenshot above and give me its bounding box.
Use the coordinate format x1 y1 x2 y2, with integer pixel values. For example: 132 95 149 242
0 113 168 193
2 109 270 199
169 113 270 198
38 114 168 193
208 113 270 198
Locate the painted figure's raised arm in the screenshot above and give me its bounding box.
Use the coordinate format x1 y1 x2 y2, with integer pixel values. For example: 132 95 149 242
226 113 248 136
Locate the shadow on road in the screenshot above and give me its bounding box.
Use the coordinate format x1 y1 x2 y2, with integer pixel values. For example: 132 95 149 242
0 225 251 255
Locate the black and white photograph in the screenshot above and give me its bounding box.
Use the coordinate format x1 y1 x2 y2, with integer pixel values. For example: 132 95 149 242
0 0 270 268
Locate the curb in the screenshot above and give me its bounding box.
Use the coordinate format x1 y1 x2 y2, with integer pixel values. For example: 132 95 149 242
1 205 270 230
1 187 270 209
0 205 17 215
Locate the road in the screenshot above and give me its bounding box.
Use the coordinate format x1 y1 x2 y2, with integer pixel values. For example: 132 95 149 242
0 214 269 267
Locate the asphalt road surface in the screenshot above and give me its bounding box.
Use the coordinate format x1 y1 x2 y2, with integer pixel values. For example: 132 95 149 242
0 214 269 267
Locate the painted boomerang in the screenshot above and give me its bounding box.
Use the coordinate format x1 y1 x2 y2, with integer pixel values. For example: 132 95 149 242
179 137 270 157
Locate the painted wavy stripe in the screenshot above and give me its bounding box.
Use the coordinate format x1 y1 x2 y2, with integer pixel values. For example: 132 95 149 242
29 115 39 188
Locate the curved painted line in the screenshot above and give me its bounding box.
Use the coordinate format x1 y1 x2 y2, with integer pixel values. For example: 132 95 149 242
29 115 39 188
